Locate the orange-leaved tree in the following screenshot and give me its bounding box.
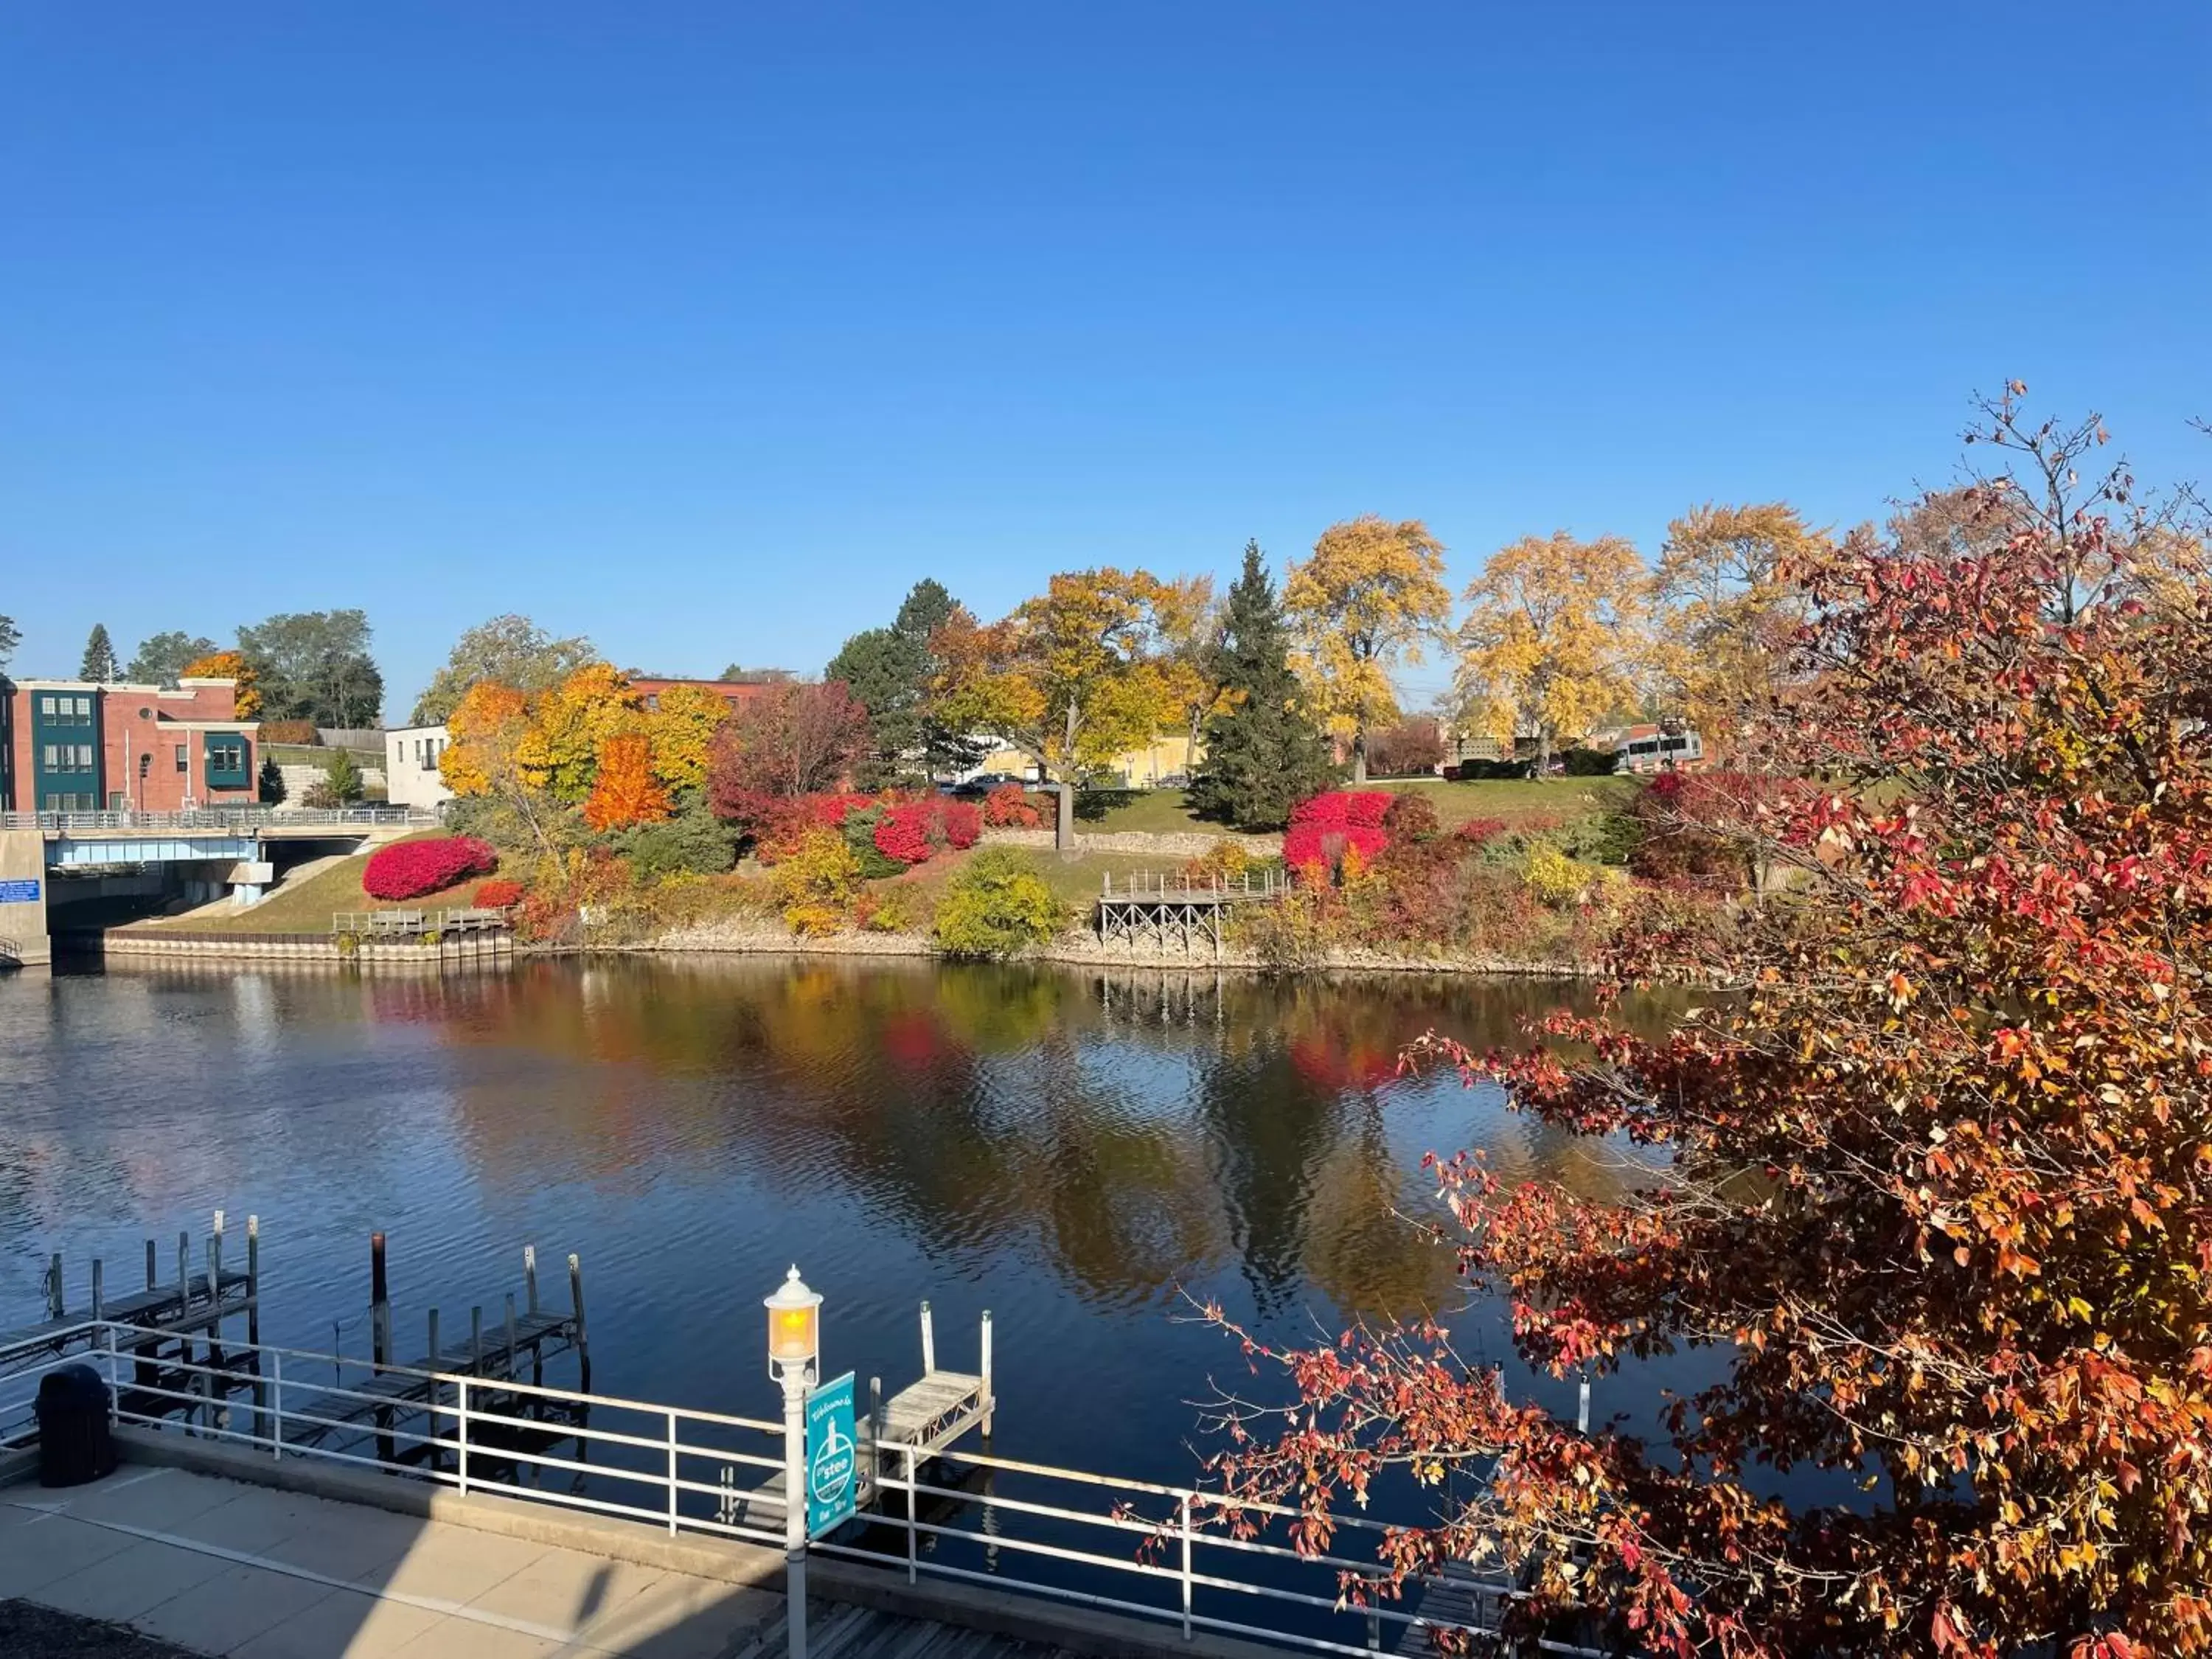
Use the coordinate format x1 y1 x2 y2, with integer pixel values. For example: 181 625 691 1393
179 648 262 719
582 733 672 831
1197 389 2212 1657
440 682 560 847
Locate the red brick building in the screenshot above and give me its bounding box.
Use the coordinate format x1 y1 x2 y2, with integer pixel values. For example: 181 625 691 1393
626 674 791 716
0 675 260 813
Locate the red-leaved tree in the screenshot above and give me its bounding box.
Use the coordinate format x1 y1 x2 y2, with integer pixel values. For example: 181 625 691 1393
707 680 871 807
1197 390 2212 1656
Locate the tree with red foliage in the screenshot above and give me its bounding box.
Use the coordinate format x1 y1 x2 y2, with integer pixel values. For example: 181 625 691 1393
582 733 672 831
1194 392 2212 1657
873 796 982 866
707 680 871 807
982 782 1043 828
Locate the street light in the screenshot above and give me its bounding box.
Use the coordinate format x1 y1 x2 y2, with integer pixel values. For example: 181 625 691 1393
765 1266 822 1659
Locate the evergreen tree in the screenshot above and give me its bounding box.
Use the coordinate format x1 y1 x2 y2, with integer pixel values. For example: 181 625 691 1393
80 623 118 683
1189 542 1340 829
323 748 364 804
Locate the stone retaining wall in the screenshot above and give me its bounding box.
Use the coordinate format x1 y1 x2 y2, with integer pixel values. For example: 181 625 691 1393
979 827 1281 858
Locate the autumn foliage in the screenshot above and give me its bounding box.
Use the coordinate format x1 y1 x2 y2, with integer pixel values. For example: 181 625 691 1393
1282 789 1396 878
1203 393 2212 1657
363 837 498 900
872 797 982 866
582 734 672 831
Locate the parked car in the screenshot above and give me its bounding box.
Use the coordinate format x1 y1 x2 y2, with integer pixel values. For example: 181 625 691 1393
1156 772 1189 788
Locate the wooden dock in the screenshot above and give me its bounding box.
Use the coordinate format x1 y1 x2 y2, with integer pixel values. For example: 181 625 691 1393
1094 869 1285 958
731 1301 994 1528
1 1215 260 1386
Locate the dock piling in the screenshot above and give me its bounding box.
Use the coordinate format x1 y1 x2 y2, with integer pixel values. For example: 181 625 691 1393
207 1226 225 1363
471 1306 484 1375
145 1238 156 1293
46 1253 61 1320
980 1310 995 1436
920 1300 935 1374
369 1232 390 1368
568 1253 589 1387
246 1216 260 1347
504 1294 518 1375
91 1259 103 1322
524 1245 539 1317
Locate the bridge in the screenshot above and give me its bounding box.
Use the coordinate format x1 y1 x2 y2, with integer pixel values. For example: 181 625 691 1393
0 807 437 967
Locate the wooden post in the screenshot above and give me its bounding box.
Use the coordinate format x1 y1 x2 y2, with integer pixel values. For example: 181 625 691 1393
145 1238 157 1293
176 1232 192 1413
979 1310 994 1438
471 1306 484 1374
422 1308 442 1473
246 1216 260 1349
524 1245 539 1317
369 1233 390 1369
369 1232 392 1461
91 1259 104 1323
46 1253 61 1320
568 1253 589 1388
206 1229 225 1368
869 1376 883 1449
504 1294 518 1377
919 1301 935 1375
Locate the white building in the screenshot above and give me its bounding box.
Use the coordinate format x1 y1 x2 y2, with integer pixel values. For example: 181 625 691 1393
384 723 454 810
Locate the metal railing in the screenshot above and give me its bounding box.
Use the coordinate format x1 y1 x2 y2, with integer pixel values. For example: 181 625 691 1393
1 1322 1595 1658
331 908 515 939
1100 869 1289 900
2 807 435 833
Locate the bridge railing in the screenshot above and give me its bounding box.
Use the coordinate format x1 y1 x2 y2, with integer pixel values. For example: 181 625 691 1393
0 1320 1594 1658
1 807 437 833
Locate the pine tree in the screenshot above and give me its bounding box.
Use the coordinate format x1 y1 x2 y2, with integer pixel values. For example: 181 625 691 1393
80 623 118 683
1189 542 1340 829
324 748 364 804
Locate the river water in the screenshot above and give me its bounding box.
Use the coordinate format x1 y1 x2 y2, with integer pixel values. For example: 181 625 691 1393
1 956 1684 1514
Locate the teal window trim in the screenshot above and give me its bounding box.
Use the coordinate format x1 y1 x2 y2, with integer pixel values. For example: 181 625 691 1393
203 732 251 790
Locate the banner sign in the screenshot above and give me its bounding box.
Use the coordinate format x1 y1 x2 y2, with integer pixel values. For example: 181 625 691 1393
806 1371 859 1537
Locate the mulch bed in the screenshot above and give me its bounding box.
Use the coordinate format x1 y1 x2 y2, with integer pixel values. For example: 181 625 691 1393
0 1601 204 1658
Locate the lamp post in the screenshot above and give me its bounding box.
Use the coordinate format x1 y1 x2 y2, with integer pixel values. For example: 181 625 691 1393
765 1266 822 1659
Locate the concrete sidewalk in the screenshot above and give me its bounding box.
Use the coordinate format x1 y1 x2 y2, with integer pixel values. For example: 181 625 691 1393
0 1465 781 1657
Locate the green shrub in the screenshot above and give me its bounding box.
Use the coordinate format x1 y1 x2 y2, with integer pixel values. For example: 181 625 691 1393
838 804 908 879
1560 745 1618 776
616 800 742 880
1564 807 1643 866
932 849 1063 958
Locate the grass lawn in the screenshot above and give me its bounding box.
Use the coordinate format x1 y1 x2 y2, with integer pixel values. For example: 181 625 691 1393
865 846 1183 927
136 830 501 934
1079 777 1639 837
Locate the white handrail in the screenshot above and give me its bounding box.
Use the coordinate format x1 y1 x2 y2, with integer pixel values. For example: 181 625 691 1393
0 1319 1576 1658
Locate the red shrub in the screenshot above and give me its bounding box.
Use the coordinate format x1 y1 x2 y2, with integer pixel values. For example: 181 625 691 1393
1289 790 1394 829
363 837 497 901
873 797 982 866
1283 823 1389 878
1456 816 1509 847
1380 792 1440 841
874 801 936 865
983 782 1040 828
473 877 525 908
939 799 981 849
718 790 877 863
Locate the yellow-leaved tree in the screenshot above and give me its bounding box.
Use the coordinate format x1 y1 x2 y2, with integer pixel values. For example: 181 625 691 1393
930 569 1180 849
1283 516 1453 783
644 681 730 794
440 682 558 847
1455 530 1654 774
1152 573 1229 756
1655 501 1824 750
516 663 640 803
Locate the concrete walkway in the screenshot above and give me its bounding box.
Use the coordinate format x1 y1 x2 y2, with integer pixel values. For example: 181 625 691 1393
1 1464 783 1657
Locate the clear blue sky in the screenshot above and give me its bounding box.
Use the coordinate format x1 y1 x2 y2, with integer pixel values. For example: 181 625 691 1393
3 2 2206 717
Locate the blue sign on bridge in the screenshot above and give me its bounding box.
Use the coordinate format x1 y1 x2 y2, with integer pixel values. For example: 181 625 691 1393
805 1371 859 1538
0 879 39 904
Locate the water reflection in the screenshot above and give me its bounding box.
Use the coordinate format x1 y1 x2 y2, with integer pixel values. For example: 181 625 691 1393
0 959 1685 1484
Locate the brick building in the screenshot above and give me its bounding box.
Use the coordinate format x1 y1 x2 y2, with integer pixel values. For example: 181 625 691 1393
0 675 260 813
625 673 790 716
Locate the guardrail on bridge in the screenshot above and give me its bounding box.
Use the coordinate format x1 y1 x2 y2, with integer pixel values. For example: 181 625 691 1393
1 807 437 832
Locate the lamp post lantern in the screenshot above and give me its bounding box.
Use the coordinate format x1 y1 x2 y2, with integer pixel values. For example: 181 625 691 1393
765 1266 822 1659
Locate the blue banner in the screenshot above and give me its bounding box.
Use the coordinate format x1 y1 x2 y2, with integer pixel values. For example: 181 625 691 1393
0 879 39 904
805 1371 859 1537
